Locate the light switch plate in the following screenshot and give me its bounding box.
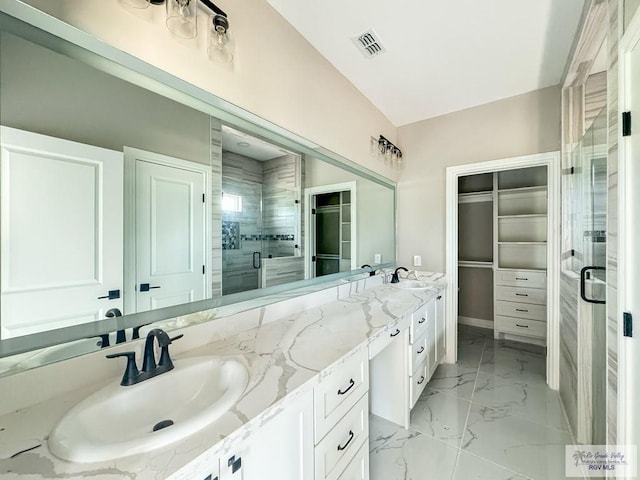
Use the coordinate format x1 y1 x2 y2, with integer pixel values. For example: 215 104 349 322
413 255 422 267
374 253 382 263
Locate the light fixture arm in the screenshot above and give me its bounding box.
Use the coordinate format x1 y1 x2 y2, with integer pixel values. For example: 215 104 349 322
199 0 227 18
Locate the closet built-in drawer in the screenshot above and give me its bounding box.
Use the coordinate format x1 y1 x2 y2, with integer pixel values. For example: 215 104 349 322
368 314 410 359
410 361 428 409
314 350 369 443
496 315 546 339
495 285 546 305
496 300 546 322
336 442 369 480
315 393 369 480
409 331 428 373
495 269 546 289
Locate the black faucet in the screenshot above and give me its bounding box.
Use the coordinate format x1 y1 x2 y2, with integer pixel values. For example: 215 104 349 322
360 264 376 276
106 328 183 386
390 267 408 283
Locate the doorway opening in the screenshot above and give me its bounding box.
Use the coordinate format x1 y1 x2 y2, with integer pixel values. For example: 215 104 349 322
305 182 357 278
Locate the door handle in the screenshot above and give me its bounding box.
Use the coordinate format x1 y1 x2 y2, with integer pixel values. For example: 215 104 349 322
253 251 261 269
98 289 120 300
139 283 161 292
580 266 606 304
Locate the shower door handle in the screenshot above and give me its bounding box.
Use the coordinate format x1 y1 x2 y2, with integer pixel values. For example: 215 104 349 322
580 266 606 304
253 251 261 269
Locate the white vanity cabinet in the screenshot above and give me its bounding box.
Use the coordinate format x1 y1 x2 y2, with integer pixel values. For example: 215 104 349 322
314 349 370 480
219 390 314 480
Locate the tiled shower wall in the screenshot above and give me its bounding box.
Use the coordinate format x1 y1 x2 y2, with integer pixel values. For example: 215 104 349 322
221 152 263 295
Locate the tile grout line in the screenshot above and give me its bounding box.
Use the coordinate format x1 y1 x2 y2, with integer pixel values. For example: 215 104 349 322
450 332 488 479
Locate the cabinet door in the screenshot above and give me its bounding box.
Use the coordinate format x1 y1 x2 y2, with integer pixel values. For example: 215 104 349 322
435 292 445 364
220 391 314 480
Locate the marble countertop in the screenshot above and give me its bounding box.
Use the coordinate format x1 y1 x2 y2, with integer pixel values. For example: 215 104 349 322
0 273 444 480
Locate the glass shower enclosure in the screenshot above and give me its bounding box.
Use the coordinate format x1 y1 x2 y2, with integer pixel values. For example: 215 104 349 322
568 107 607 443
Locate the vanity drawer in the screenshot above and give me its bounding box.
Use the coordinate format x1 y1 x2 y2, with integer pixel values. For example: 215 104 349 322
336 442 369 480
368 314 410 359
314 350 369 443
409 331 429 373
495 315 546 339
496 300 546 321
410 361 428 409
495 269 546 289
410 298 434 343
495 285 546 305
315 394 369 480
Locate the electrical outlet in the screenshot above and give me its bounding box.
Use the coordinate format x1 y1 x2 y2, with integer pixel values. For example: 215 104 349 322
413 255 422 267
374 253 382 264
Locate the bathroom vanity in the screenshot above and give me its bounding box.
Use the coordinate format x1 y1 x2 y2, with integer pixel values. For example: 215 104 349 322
0 272 445 480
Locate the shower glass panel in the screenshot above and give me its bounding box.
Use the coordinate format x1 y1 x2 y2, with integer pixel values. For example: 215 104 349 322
569 106 607 443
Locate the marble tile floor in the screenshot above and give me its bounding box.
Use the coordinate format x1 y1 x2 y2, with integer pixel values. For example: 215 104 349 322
369 325 576 480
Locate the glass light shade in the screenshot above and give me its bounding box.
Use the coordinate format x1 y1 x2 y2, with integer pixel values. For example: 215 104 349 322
208 22 233 63
166 0 198 39
121 0 150 8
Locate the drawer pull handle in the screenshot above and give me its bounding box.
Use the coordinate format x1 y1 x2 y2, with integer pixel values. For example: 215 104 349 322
516 324 529 328
515 293 529 297
419 317 426 324
337 378 355 396
337 430 354 451
515 308 528 312
390 328 401 337
417 346 425 354
417 375 425 385
515 277 528 281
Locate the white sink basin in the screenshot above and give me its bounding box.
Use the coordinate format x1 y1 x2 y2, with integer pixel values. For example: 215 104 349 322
392 280 429 290
49 356 248 463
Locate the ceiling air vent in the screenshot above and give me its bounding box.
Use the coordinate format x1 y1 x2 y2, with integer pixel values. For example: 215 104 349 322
353 29 386 59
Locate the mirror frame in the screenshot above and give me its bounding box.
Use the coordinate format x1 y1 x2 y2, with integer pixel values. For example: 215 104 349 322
0 2 397 359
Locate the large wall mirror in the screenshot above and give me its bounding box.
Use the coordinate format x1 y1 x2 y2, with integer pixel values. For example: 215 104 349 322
0 7 396 375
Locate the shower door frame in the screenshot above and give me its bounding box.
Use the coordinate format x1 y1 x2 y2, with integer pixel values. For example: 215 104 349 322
444 151 561 390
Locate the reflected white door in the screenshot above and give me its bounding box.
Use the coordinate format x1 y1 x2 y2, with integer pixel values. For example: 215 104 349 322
134 155 207 312
0 126 123 339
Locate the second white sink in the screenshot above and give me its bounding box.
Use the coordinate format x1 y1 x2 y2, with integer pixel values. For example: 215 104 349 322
392 280 429 290
49 356 248 463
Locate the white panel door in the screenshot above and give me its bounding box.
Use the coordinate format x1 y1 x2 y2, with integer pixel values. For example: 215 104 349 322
135 157 206 312
0 126 123 339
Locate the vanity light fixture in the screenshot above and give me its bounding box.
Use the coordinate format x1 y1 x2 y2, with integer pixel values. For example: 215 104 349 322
370 135 403 169
161 0 233 62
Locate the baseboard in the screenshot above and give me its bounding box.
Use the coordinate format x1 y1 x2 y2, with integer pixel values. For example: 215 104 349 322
458 316 493 330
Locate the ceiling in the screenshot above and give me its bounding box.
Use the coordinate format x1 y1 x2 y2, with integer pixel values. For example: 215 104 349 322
265 0 586 126
222 126 292 161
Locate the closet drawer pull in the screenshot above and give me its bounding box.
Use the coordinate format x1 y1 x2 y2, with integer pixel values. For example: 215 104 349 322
515 293 529 297
515 277 528 281
516 324 529 328
515 308 529 312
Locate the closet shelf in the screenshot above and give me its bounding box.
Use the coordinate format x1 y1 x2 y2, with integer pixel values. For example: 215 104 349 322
498 241 547 245
458 260 493 269
497 185 547 194
497 214 547 219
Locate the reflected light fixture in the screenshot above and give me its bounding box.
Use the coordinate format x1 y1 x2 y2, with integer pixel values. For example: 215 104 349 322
370 135 403 169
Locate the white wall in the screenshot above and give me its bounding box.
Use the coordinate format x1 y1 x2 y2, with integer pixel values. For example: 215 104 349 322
305 159 395 267
396 85 561 272
20 0 398 181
